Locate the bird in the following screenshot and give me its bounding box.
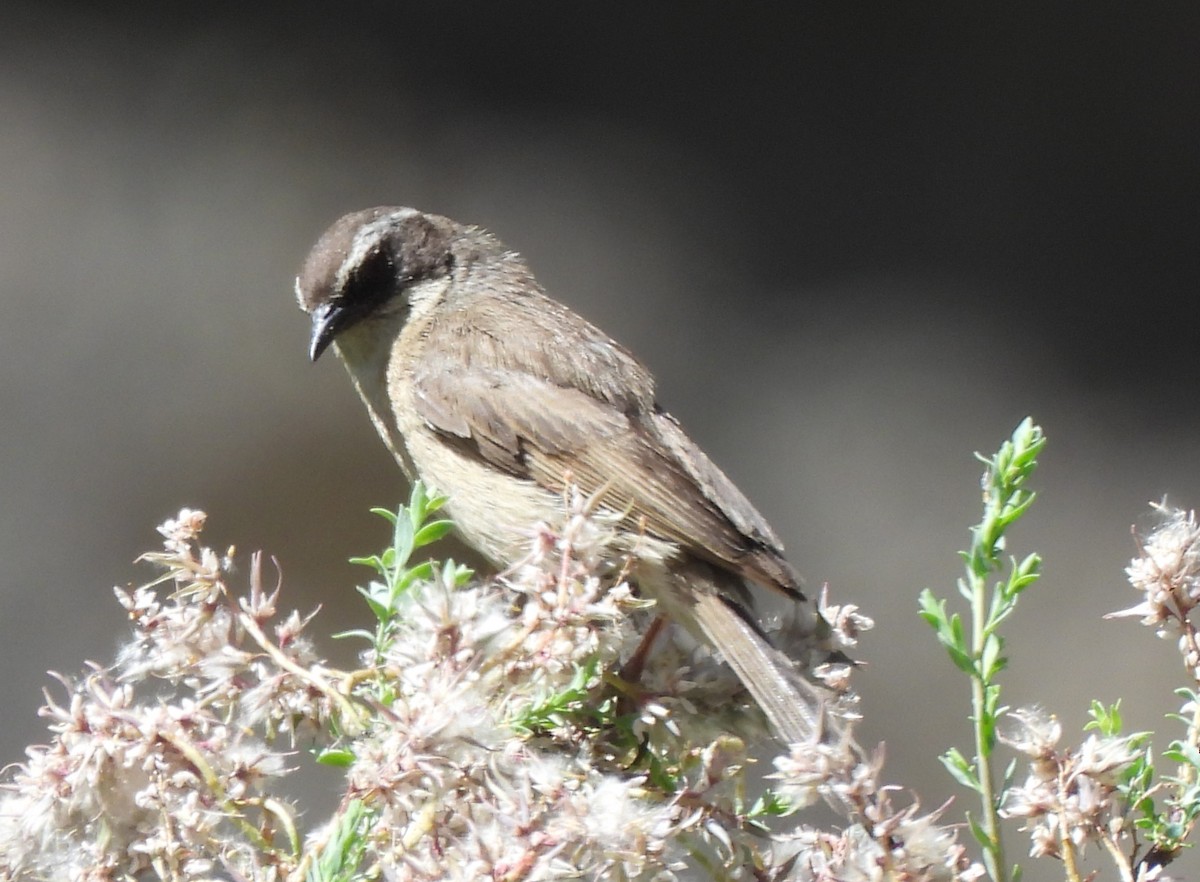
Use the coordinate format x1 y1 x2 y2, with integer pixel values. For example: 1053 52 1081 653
296 206 823 744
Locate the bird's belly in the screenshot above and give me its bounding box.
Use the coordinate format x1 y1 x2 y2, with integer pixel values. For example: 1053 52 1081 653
375 369 556 566
405 424 562 566
372 352 682 571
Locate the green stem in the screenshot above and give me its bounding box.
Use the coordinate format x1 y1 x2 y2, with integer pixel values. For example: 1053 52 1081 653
971 568 1007 882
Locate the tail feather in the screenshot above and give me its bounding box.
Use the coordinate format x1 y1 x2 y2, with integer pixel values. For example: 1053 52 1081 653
691 590 821 745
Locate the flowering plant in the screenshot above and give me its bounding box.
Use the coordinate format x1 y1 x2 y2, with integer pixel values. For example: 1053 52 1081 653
3 420 1196 881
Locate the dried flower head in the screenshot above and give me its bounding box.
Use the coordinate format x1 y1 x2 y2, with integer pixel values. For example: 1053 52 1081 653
0 497 976 881
1112 503 1200 632
999 707 1143 860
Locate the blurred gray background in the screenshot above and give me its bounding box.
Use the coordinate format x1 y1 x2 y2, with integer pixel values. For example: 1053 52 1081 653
3 4 1199 878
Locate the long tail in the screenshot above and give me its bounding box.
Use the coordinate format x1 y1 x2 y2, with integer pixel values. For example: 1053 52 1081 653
690 590 823 745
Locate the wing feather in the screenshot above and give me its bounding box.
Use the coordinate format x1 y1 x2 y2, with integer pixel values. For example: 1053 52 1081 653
412 348 801 596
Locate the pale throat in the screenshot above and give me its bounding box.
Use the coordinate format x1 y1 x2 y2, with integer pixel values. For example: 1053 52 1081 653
332 315 419 484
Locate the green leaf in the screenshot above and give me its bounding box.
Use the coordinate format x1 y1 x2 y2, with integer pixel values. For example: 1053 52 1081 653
980 632 1007 680
395 561 435 594
511 659 600 735
356 583 390 621
413 519 454 548
918 588 948 625
955 573 974 602
332 628 375 642
946 644 977 677
409 482 429 524
348 553 384 574
1009 552 1042 588
309 798 373 882
966 811 991 849
938 614 977 675
999 488 1036 520
940 748 982 792
314 747 357 767
391 513 415 571
1001 757 1017 790
1166 742 1200 769
919 592 977 675
1085 699 1122 736
748 790 791 818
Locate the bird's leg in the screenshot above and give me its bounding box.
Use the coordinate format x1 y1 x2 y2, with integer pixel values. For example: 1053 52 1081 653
619 614 668 684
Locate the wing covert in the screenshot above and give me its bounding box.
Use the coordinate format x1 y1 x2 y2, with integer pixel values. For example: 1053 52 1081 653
410 356 800 596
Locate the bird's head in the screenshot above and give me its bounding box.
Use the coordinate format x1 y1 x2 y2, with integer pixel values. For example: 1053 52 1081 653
296 206 462 362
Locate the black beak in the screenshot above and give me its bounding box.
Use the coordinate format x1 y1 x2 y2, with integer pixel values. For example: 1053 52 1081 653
308 301 343 362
